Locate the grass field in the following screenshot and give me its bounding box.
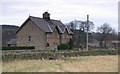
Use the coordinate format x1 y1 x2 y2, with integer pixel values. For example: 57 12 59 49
2 55 118 72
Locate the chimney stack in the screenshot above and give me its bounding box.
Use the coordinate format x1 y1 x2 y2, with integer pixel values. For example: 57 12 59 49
43 12 50 20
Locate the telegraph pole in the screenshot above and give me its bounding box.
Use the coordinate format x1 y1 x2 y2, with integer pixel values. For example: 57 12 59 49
86 15 89 51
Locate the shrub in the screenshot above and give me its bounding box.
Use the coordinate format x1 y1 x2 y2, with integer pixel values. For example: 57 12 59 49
58 44 70 50
2 49 118 62
58 39 73 50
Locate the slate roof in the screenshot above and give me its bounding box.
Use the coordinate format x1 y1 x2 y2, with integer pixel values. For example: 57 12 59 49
17 16 73 35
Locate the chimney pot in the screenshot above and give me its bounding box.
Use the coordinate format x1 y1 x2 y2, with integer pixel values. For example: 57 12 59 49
43 12 50 20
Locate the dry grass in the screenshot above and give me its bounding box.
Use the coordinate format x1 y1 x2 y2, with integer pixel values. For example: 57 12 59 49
2 55 118 72
0 61 2 73
0 52 2 73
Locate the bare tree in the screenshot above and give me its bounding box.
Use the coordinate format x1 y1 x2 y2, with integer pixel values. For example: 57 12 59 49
67 20 95 48
78 20 95 49
67 20 82 47
96 23 115 48
67 20 80 30
67 20 95 32
80 21 94 32
118 32 120 40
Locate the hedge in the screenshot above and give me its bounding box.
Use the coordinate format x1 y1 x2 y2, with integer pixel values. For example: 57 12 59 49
58 39 73 50
58 44 70 50
2 46 35 50
2 49 118 62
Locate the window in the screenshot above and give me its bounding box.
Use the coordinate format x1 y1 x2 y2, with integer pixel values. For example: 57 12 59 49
28 36 31 42
46 43 49 47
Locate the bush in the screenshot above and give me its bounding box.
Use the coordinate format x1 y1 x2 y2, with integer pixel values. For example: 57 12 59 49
2 46 35 50
2 49 118 62
58 39 73 50
58 44 70 50
2 49 118 61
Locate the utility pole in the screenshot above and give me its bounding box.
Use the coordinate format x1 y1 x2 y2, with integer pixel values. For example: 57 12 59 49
86 15 89 51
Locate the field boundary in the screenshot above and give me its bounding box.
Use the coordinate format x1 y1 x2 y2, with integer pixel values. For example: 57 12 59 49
2 49 118 62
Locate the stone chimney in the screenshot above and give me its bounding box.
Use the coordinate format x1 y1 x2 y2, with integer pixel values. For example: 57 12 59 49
43 12 50 20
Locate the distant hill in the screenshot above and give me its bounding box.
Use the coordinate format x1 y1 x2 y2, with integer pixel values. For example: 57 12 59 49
2 25 19 29
1 25 19 46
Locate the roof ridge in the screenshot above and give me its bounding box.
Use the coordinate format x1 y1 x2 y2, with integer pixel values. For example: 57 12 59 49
30 16 60 22
29 16 43 19
17 15 67 34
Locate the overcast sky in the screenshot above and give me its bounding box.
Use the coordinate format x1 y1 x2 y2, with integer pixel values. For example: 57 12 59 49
0 0 119 32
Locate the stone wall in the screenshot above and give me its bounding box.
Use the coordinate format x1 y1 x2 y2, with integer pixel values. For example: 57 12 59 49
62 29 72 44
16 19 46 50
46 31 60 50
17 19 72 50
46 29 72 50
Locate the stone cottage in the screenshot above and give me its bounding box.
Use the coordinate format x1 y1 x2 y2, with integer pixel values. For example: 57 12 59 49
16 12 73 50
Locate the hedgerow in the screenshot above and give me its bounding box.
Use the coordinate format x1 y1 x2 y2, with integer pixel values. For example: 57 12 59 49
2 49 118 62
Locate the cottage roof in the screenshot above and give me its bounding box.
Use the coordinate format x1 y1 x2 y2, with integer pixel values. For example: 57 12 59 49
17 16 73 35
